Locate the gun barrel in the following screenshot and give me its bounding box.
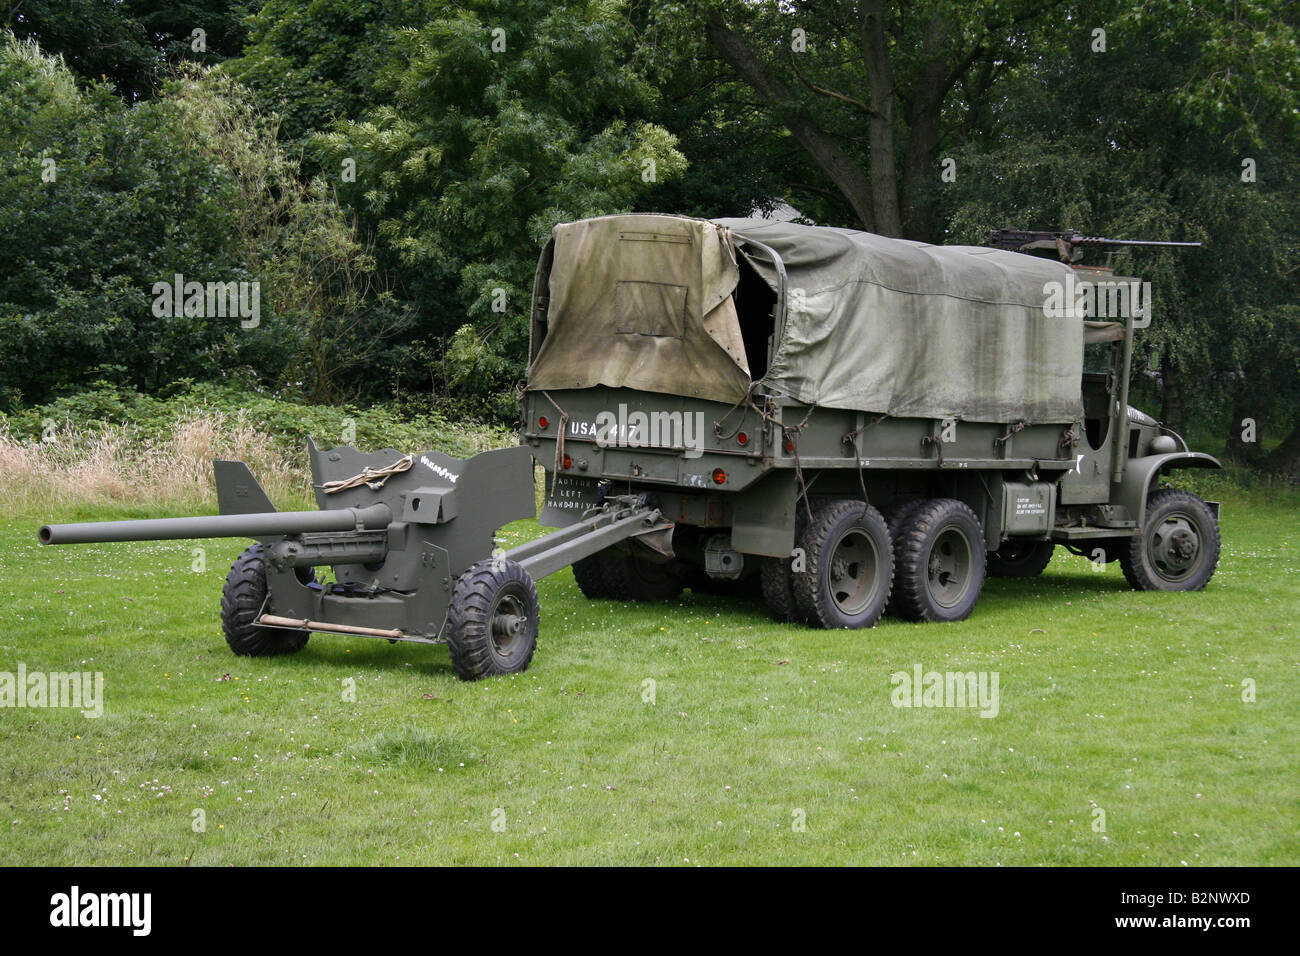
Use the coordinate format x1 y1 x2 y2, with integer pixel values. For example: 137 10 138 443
1074 237 1202 247
38 503 392 546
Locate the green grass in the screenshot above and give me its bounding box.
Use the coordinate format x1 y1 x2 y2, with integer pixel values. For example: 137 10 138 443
0 485 1296 866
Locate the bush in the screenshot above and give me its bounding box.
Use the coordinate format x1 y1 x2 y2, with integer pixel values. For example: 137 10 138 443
0 382 514 512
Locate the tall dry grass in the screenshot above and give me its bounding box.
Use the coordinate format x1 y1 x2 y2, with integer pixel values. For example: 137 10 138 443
0 409 312 513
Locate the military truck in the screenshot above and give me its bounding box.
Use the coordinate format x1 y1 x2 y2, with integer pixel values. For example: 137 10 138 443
522 214 1220 628
38 213 1219 679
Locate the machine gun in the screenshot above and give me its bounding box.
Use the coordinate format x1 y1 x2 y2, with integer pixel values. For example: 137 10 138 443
38 440 672 679
987 228 1202 264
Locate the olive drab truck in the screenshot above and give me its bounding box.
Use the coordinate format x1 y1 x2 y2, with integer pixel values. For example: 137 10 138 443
522 214 1219 629
39 214 1219 678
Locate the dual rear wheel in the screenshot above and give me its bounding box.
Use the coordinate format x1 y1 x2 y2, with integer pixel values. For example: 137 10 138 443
761 496 988 629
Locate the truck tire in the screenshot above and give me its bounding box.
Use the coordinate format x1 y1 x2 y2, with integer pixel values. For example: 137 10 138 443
792 499 893 629
604 554 686 602
446 558 539 680
987 540 1055 578
572 553 616 599
760 509 808 623
760 556 803 623
221 543 310 656
1119 489 1220 591
893 498 987 623
883 498 925 615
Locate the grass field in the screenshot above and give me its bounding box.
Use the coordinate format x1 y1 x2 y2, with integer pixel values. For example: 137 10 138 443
0 482 1296 866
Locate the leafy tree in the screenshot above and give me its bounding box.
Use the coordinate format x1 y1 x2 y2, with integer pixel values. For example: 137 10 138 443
0 35 398 407
313 0 687 415
943 0 1300 473
3 1 249 100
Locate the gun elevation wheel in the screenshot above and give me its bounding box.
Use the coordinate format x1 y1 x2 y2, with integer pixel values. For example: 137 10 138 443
1119 489 1220 591
221 543 310 656
893 498 987 623
987 540 1055 578
792 499 893 629
446 558 540 680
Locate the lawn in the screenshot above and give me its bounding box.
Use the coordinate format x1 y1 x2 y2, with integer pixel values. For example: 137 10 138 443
0 483 1296 865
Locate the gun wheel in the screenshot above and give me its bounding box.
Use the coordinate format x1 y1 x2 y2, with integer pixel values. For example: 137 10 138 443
221 544 310 656
446 559 540 680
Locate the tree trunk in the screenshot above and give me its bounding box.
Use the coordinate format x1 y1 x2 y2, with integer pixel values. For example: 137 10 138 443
1159 356 1189 437
1223 393 1266 465
1263 421 1300 479
705 12 879 231
858 1 902 236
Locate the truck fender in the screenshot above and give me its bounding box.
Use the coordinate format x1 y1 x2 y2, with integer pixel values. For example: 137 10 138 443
1112 452 1221 527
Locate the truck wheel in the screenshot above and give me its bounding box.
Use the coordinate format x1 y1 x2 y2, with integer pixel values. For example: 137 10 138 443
893 499 987 623
1119 489 1220 591
221 544 310 656
987 540 1055 578
446 558 540 680
792 499 893 629
572 554 616 599
760 556 804 622
760 510 808 623
883 499 925 615
605 554 685 602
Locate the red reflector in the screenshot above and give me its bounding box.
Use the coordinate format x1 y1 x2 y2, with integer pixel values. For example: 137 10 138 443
538 416 548 429
784 438 794 453
712 468 726 484
737 431 748 446
563 454 572 469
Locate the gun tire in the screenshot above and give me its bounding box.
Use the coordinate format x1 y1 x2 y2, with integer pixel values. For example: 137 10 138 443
987 540 1055 578
221 543 310 656
446 558 540 680
792 499 893 629
893 498 987 623
1119 489 1220 592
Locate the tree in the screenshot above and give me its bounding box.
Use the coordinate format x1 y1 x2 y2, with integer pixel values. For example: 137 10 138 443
312 1 687 414
698 0 1068 238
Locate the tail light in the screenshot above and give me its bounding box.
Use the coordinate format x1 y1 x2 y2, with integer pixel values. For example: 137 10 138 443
712 468 726 485
538 416 549 429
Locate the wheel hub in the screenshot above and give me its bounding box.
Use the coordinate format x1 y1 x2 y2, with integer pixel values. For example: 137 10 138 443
490 594 527 651
1151 515 1201 578
926 527 973 608
828 529 879 615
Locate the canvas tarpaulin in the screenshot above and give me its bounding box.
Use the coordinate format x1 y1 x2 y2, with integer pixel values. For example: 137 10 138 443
716 218 1084 424
526 214 752 405
528 213 1085 425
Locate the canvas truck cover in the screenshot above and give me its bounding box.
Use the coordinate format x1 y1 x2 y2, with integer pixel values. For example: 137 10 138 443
526 214 752 405
528 214 1085 424
717 218 1084 424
